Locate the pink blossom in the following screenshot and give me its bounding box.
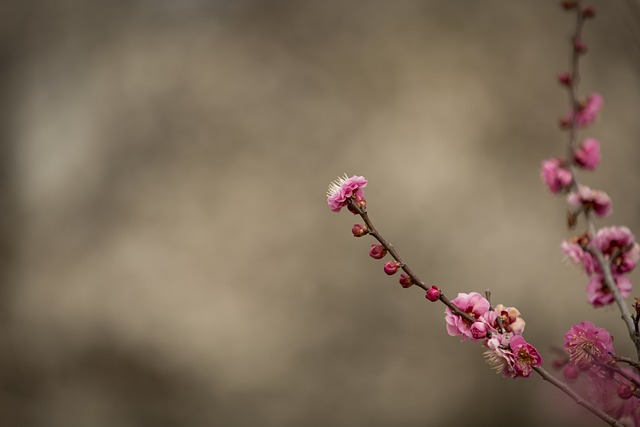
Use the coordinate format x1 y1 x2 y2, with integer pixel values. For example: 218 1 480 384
510 335 543 378
567 185 612 217
564 321 614 368
587 274 633 308
574 138 601 170
574 93 603 127
425 285 440 301
592 226 640 275
326 174 368 212
484 334 517 378
445 292 491 341
540 158 572 193
493 304 526 335
383 261 400 275
561 240 596 275
369 244 387 260
470 322 488 340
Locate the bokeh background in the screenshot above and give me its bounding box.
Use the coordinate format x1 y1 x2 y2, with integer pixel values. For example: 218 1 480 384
2 1 640 426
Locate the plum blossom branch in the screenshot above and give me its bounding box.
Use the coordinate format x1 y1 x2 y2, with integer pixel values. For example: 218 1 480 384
346 198 477 325
559 0 640 357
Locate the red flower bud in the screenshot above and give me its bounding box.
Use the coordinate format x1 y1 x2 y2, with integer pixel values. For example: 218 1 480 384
618 384 634 400
399 274 413 288
369 244 387 260
383 261 400 275
558 72 572 86
574 40 587 54
561 0 576 10
351 224 368 237
425 286 441 302
582 6 595 18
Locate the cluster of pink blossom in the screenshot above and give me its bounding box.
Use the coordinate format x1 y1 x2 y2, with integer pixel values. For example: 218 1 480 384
562 226 639 307
556 321 640 423
326 174 368 213
445 292 541 378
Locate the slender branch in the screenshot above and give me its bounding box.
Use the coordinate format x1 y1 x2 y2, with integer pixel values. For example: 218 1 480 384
348 199 478 326
534 366 625 427
612 353 640 370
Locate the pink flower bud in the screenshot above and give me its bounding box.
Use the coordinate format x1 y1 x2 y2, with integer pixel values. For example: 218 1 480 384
399 274 413 288
552 358 567 369
470 322 488 340
369 244 387 260
425 286 441 302
351 224 368 237
383 261 400 275
561 0 576 10
541 158 572 193
558 72 572 86
563 363 579 381
618 385 634 400
574 40 587 54
574 138 601 170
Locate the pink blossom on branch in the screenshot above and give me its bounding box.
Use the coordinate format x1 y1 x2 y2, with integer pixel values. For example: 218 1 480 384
587 274 633 308
445 292 491 341
592 226 640 275
484 334 542 379
567 185 612 217
493 304 526 335
574 138 601 170
541 158 572 193
564 321 614 368
326 174 368 212
569 92 604 127
561 240 596 275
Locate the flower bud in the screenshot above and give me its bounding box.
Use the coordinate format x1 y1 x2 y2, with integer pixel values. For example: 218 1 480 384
582 6 595 18
383 261 400 275
563 363 579 381
399 274 412 288
561 0 576 10
470 322 487 340
552 358 567 369
574 40 587 54
558 72 572 86
369 244 387 260
618 385 634 400
351 224 368 237
425 286 441 302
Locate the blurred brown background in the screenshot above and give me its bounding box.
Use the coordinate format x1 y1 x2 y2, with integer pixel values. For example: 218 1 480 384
1 1 640 426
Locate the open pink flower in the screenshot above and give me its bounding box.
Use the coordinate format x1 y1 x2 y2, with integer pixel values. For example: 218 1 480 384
445 292 491 341
587 274 632 308
592 226 640 275
561 240 596 275
564 321 614 368
484 334 517 378
510 335 543 378
540 158 572 193
574 138 601 170
567 185 612 217
574 93 603 127
326 174 368 212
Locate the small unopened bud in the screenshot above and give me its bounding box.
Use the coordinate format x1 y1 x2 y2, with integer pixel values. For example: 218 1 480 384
425 285 441 302
559 116 571 129
552 358 567 369
618 384 634 400
351 224 368 237
582 6 596 18
558 72 572 86
399 274 413 288
383 261 401 275
470 322 487 340
369 244 387 260
561 0 576 10
563 363 580 381
574 39 587 54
